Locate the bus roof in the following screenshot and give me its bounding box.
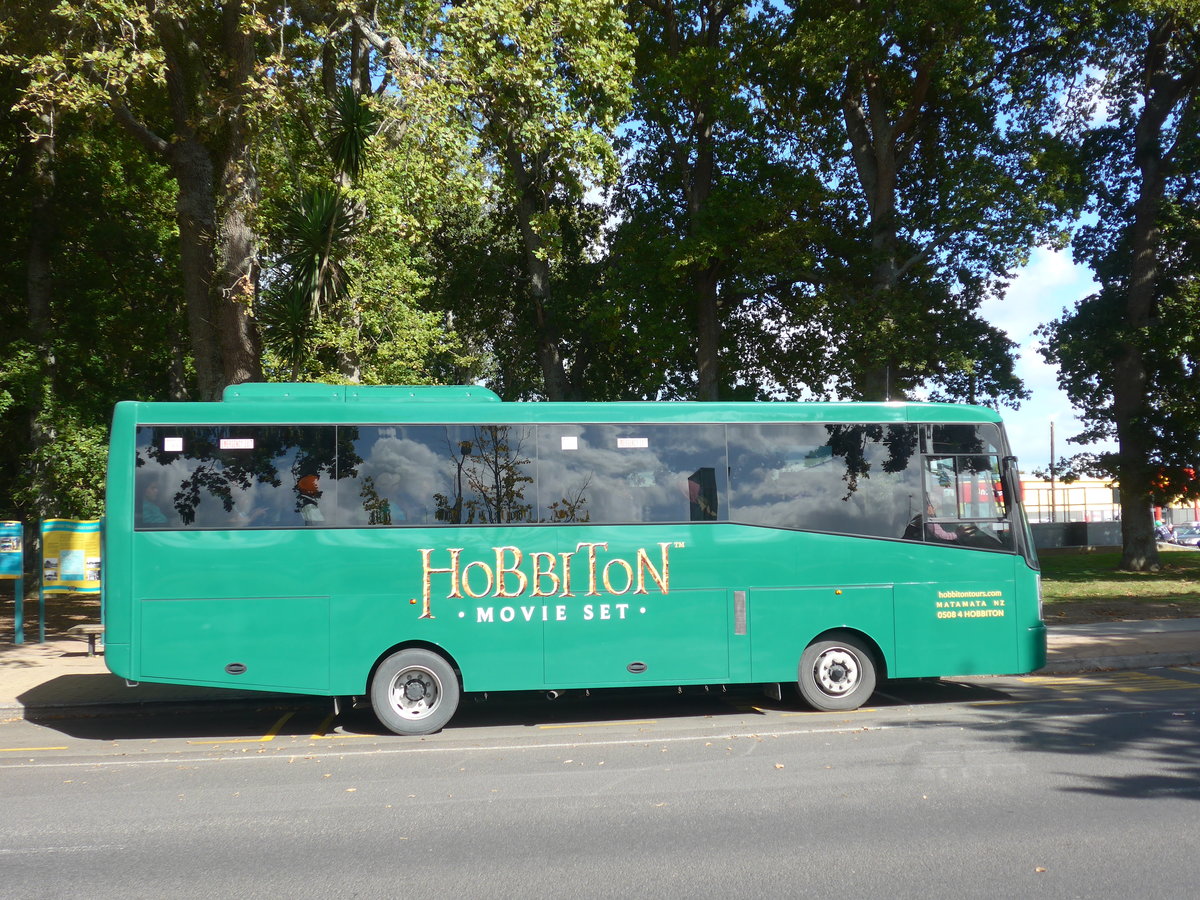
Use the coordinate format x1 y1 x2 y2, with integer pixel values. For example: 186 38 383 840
112 384 1004 427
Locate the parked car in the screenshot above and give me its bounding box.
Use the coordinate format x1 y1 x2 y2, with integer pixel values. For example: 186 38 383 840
1171 523 1200 546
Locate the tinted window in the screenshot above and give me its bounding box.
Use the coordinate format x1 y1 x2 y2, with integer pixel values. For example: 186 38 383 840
928 423 1004 456
135 426 338 528
338 424 537 526
537 424 728 524
729 424 921 538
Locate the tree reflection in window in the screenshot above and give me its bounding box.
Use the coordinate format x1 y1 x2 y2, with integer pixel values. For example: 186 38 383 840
434 426 535 524
136 426 358 527
728 423 921 538
545 473 592 523
825 424 921 501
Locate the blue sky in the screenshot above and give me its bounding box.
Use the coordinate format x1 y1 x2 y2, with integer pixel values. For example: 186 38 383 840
981 246 1117 473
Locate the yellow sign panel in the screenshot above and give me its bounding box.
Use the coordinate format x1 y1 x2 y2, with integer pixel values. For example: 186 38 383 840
41 519 102 594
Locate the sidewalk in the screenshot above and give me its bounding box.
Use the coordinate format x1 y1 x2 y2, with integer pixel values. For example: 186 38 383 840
3 620 1200 720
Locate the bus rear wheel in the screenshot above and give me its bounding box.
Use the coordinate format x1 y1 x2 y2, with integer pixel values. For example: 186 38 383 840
370 649 460 736
797 634 877 711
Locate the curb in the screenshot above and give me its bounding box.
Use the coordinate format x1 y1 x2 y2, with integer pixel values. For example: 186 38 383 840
1038 651 1200 675
1 693 333 721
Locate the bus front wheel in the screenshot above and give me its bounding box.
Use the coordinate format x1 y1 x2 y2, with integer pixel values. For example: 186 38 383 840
797 634 877 711
370 649 460 736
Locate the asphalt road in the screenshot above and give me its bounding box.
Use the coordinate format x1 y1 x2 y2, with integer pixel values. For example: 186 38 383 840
3 670 1199 899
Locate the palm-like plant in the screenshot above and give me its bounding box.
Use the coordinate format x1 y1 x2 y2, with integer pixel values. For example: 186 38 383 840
328 86 380 180
261 87 381 379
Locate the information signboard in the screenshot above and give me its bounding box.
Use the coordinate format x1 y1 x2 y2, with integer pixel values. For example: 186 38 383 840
41 519 102 594
39 519 103 643
1 521 23 643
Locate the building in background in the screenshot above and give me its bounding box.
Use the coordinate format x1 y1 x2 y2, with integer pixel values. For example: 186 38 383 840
1021 478 1200 526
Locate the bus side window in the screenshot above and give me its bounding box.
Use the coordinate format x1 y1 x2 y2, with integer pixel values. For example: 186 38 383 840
729 423 920 539
537 424 727 525
134 425 337 529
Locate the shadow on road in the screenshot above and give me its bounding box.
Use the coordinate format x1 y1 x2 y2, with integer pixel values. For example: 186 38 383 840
19 677 1016 742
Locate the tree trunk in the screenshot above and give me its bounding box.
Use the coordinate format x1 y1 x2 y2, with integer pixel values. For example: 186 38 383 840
25 109 58 521
846 87 904 401
1112 175 1160 569
213 2 263 389
651 1 727 401
1112 127 1165 571
170 138 225 401
214 154 264 389
687 101 722 401
1110 16 1198 571
502 137 575 400
841 54 934 402
693 263 721 401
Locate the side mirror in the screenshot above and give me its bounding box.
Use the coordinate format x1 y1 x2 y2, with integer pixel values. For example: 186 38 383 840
1001 456 1021 510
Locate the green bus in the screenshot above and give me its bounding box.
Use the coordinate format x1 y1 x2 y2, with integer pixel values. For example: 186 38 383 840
104 383 1044 735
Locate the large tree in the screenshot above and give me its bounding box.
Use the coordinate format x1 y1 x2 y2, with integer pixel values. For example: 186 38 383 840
765 0 1082 404
345 1 634 400
1041 2 1200 570
616 0 825 401
0 102 183 519
16 0 279 399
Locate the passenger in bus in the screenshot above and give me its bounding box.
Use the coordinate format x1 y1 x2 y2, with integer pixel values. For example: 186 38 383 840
297 474 326 525
136 476 169 527
925 500 959 543
230 492 271 527
904 498 959 544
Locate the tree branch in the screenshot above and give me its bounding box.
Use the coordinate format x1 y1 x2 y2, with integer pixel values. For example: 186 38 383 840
109 99 170 159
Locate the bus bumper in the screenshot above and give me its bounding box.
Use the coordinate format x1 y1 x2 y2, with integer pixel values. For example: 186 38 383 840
1025 623 1048 673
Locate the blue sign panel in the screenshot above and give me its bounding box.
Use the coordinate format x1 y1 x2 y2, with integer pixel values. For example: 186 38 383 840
0 521 22 579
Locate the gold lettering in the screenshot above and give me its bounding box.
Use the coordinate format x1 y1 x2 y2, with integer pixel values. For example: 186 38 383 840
558 552 574 597
575 542 607 597
635 543 672 595
420 548 464 618
531 552 560 597
602 558 634 595
493 546 528 598
461 560 494 599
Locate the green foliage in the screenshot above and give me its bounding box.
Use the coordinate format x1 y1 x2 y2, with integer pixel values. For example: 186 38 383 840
328 87 381 180
758 0 1085 403
11 412 110 520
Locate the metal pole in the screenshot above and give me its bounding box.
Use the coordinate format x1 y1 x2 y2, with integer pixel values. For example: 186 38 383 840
1049 419 1056 524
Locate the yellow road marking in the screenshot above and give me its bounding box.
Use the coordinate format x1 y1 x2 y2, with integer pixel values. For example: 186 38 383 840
309 712 336 739
307 713 370 740
188 711 295 745
0 746 68 752
539 720 657 730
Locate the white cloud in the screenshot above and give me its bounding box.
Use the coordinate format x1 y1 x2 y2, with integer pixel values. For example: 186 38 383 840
982 247 1115 471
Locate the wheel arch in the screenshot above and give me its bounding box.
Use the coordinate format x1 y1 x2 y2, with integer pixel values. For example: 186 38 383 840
806 627 889 681
365 640 463 694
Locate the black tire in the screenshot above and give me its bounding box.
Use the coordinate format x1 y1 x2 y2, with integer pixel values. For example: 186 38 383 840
796 633 877 711
370 648 460 736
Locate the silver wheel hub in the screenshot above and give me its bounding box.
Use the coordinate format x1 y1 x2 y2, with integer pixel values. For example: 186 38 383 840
389 666 441 720
813 647 859 696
